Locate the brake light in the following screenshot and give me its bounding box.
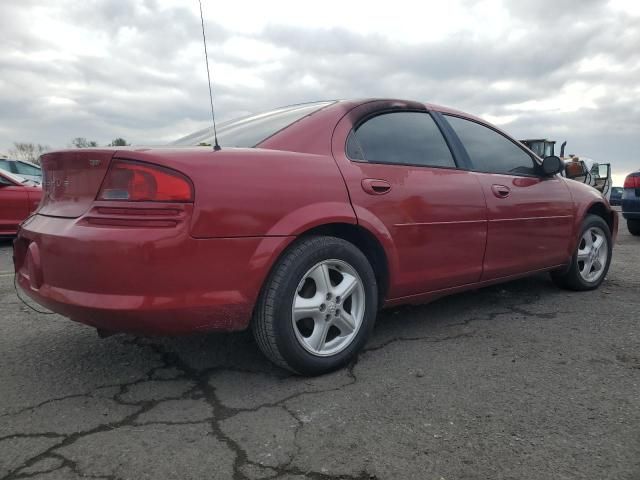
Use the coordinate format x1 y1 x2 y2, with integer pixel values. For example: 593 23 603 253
623 175 640 189
97 160 193 202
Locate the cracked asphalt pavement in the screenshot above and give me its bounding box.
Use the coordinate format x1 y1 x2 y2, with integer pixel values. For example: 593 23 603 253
1 225 639 479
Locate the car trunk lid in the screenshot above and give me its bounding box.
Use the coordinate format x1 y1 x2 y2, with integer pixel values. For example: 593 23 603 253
39 150 116 218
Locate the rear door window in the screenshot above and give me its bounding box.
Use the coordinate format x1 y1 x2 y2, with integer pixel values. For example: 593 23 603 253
347 111 455 168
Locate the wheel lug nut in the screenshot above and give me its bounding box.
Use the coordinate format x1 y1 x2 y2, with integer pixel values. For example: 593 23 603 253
319 304 326 312
335 296 341 303
326 293 332 300
335 309 341 316
325 314 331 320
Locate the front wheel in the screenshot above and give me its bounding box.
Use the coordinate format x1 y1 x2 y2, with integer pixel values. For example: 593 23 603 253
551 214 612 291
252 236 378 375
628 219 640 236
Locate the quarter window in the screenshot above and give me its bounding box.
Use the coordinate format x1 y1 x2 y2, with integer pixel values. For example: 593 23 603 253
347 111 455 168
445 115 537 176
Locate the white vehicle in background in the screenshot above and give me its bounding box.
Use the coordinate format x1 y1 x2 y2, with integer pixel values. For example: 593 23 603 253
563 155 612 200
0 156 42 184
519 139 612 200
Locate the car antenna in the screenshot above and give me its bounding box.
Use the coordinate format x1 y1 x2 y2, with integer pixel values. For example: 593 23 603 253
198 0 221 151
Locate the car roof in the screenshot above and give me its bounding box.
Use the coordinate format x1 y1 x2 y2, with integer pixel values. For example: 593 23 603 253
0 157 40 164
8 158 41 168
328 98 491 125
255 98 508 157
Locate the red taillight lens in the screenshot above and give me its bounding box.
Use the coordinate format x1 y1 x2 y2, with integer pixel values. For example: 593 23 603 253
623 175 640 189
98 160 193 202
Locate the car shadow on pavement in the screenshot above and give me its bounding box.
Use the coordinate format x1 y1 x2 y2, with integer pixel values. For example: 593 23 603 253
6 269 562 401
109 272 561 380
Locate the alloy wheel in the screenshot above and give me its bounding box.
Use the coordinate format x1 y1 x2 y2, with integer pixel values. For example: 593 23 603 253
576 226 608 283
291 259 365 357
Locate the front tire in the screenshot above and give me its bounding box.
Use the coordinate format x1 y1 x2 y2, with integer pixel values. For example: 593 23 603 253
252 236 378 375
551 214 612 291
628 219 640 236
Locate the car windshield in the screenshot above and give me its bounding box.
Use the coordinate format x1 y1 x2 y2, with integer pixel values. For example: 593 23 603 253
0 169 29 185
171 101 335 147
15 161 42 177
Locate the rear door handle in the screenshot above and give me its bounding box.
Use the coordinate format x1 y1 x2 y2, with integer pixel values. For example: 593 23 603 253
491 184 511 198
361 179 391 195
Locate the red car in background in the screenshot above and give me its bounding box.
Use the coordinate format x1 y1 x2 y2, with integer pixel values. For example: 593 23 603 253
0 169 42 237
14 99 617 375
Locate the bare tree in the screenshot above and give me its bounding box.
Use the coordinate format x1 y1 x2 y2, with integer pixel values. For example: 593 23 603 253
109 138 129 146
8 142 50 164
71 137 99 148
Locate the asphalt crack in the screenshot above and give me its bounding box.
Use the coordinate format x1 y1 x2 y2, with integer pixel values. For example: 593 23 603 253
4 286 563 480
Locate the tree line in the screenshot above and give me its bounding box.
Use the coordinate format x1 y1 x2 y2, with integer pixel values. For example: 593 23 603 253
6 138 129 164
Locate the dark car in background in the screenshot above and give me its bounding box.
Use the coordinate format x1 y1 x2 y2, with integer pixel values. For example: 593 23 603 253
610 187 624 206
622 171 640 235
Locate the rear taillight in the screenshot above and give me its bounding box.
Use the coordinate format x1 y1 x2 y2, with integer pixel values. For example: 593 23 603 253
623 175 640 189
97 160 193 202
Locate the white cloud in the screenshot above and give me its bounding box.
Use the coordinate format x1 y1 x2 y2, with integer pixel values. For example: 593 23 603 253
506 82 607 113
0 0 638 179
609 0 640 15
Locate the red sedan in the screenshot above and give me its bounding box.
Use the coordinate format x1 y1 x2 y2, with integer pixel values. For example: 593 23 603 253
0 169 42 236
14 99 617 375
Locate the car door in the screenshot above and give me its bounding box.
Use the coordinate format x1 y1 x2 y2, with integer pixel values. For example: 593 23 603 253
0 173 29 235
331 104 488 299
442 114 574 280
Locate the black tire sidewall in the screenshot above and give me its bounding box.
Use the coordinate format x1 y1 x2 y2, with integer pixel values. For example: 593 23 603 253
628 219 640 236
269 237 378 375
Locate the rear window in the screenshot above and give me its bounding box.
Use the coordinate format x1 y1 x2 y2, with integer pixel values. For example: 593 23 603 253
172 101 335 148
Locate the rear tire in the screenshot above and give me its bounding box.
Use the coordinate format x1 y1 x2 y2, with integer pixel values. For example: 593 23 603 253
628 219 640 236
551 214 612 291
252 236 378 375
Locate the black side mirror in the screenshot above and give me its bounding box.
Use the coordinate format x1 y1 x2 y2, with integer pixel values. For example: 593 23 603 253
541 155 564 176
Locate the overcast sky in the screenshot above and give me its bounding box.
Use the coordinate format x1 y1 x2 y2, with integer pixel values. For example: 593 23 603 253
1 0 638 183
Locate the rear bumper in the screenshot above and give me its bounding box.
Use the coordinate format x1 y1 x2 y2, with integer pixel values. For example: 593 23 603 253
622 193 640 220
622 206 640 220
14 214 293 335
